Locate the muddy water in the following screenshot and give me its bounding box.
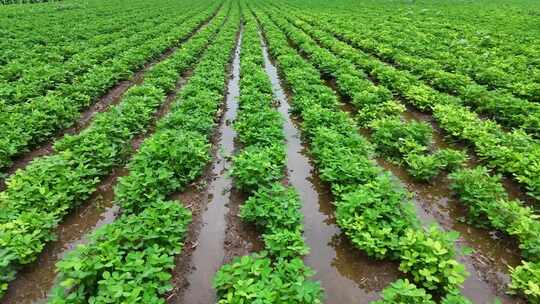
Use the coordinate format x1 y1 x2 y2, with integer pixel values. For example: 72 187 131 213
260 36 401 303
373 112 524 303
176 27 243 304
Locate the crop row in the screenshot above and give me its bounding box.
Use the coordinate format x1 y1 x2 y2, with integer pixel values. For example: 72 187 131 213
0 2 125 66
1 5 124 68
214 12 323 303
0 2 196 106
284 9 540 138
449 168 540 302
253 5 471 303
1 0 62 5
276 11 540 201
265 4 540 301
0 5 230 297
260 5 468 183
260 5 540 301
0 2 218 170
0 0 145 66
302 5 540 102
47 7 241 302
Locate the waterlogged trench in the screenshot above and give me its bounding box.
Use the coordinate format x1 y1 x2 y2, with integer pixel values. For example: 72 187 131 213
323 73 523 302
175 26 246 304
0 71 193 304
396 107 524 304
260 35 401 303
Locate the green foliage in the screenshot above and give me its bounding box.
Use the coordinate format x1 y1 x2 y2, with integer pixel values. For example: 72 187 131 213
214 253 323 304
0 4 229 295
405 153 444 181
45 6 240 302
434 149 468 172
0 4 218 169
371 118 432 160
257 8 469 299
336 174 418 259
263 228 310 258
235 110 284 147
49 200 191 303
310 127 378 195
215 14 321 303
398 226 468 293
231 144 285 192
115 131 210 213
372 279 434 304
405 149 467 181
440 292 473 304
435 103 540 199
509 261 540 303
240 183 303 232
449 167 540 261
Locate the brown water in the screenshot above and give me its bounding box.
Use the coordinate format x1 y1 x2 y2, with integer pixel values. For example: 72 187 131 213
381 108 524 303
260 35 401 303
177 26 243 304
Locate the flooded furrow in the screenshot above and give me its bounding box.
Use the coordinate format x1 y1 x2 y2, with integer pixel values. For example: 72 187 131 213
173 26 247 304
260 35 401 303
0 71 194 304
395 105 525 303
402 104 538 208
291 36 524 301
0 12 218 190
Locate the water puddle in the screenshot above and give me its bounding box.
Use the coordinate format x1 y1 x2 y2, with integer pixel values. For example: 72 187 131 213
285 33 523 302
260 35 401 303
175 26 245 304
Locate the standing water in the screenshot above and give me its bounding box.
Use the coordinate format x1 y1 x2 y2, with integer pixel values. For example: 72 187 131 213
177 26 243 304
260 34 401 303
